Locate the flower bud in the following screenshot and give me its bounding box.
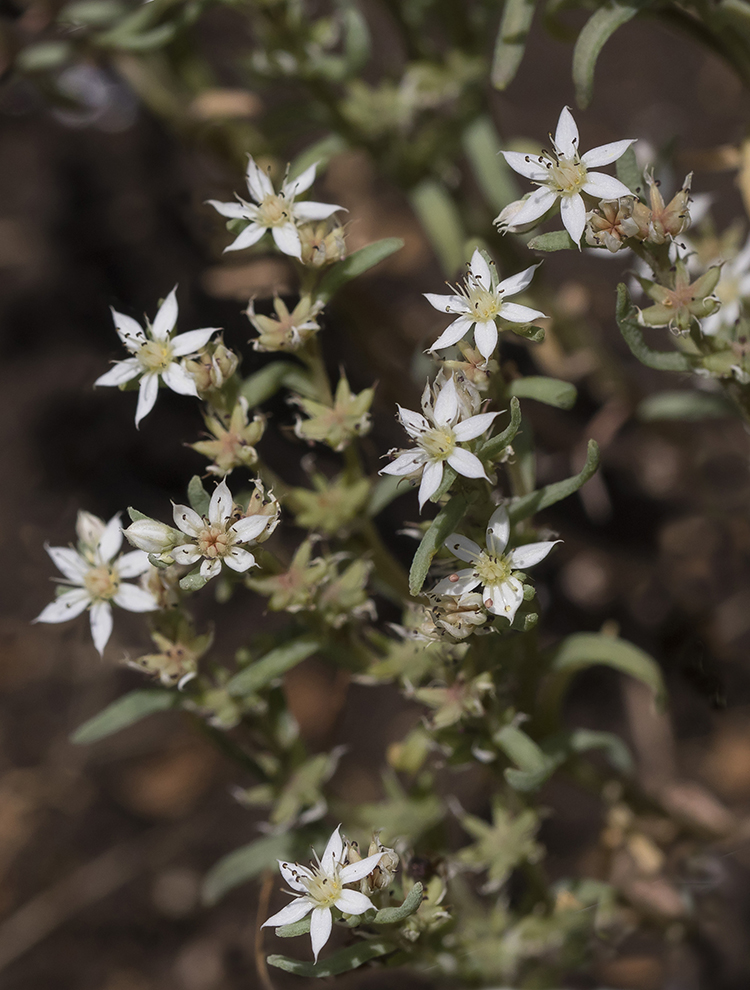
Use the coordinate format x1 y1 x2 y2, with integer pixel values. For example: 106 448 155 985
586 198 638 252
360 833 399 894
299 221 347 267
125 518 180 554
183 337 239 393
246 294 323 352
76 510 106 550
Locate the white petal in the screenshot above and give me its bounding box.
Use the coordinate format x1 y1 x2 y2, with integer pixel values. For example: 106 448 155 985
45 546 88 583
486 506 510 556
500 186 557 228
170 327 219 357
469 248 492 289
224 546 256 572
554 106 579 159
230 516 269 542
380 449 425 477
418 460 444 509
559 194 587 245
95 359 140 388
432 376 459 427
209 479 233 526
339 851 385 884
581 139 635 169
446 447 489 480
453 411 499 442
34 588 90 624
162 363 199 397
246 157 275 203
173 544 202 565
397 405 428 437
508 540 560 569
292 200 343 221
113 583 158 612
429 316 475 352
501 151 550 182
334 889 374 916
284 162 317 197
473 320 498 360
135 373 159 428
431 570 481 596
272 223 302 259
151 286 178 340
498 302 547 324
225 222 266 253
261 897 313 929
497 263 541 298
111 309 146 351
89 601 113 655
200 557 222 580
443 534 482 563
207 199 252 219
116 550 152 578
486 577 524 620
423 292 469 316
278 860 313 893
321 826 344 873
173 503 204 537
581 172 634 201
310 907 332 962
98 513 123 562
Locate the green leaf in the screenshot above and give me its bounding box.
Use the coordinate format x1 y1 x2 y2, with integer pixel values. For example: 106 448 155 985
180 572 209 592
227 638 320 697
98 22 176 50
616 144 643 196
17 41 71 71
268 940 394 977
342 5 370 71
479 396 522 460
367 474 406 517
491 0 538 89
410 181 466 276
616 284 694 371
71 689 177 745
288 135 348 183
372 882 423 924
240 361 313 407
202 833 296 905
409 495 469 596
508 439 599 523
527 230 577 252
317 239 404 302
127 507 149 523
187 475 210 515
549 632 666 707
277 916 311 937
508 376 577 410
565 728 633 773
637 390 734 421
462 117 520 211
58 0 125 26
573 1 641 109
494 724 563 791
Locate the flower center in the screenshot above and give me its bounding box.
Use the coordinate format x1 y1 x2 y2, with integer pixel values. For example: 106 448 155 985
84 565 120 601
197 525 233 558
420 426 456 461
303 868 343 909
138 340 174 373
465 283 500 322
472 551 513 588
549 158 587 195
257 193 291 228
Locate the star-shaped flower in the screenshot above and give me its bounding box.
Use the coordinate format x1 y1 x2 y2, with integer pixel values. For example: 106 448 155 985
208 158 344 259
380 375 498 510
34 511 158 655
95 287 219 427
262 825 384 962
424 249 545 360
431 506 559 622
497 107 634 245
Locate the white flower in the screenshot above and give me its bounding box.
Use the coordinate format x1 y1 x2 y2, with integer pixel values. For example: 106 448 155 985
208 158 344 260
95 287 219 428
34 511 158 655
497 106 634 245
424 249 545 360
431 505 560 623
261 826 384 962
380 375 499 510
701 235 750 336
166 479 279 581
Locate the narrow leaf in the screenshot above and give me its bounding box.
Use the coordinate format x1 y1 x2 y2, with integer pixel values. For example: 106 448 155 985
317 239 404 302
508 439 599 523
550 632 666 705
527 230 577 252
479 396 522 460
226 638 320 697
494 724 563 792
288 135 348 182
202 833 296 905
637 390 734 421
367 474 407 517
573 1 641 109
409 495 469 596
180 572 208 592
462 117 520 211
616 284 694 371
410 181 466 276
492 0 538 89
268 940 394 977
277 916 311 937
187 475 210 515
71 689 177 744
373 882 424 924
508 376 577 409
240 361 307 408
566 728 633 773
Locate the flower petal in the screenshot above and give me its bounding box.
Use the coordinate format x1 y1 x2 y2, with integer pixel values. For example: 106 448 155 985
200 557 222 580
111 309 146 351
207 199 252 219
225 222 266 253
559 193 587 245
113 583 158 613
89 600 113 655
173 503 204 537
469 248 492 289
554 106 579 159
453 411 499 442
230 516 269 542
339 851 385 884
508 540 561 569
501 151 550 182
321 826 344 874
208 479 233 526
486 577 524 620
310 907 333 962
262 897 313 929
278 860 313 892
98 513 123 562
162 363 199 397
473 319 498 360
428 316 475 352
581 172 633 201
224 546 256 572
418 460 443 509
423 292 469 316
486 505 510 556
284 162 317 197
173 544 202 565
497 263 541 298
431 569 481 597
397 405 428 438
499 187 557 228
498 302 547 324
45 546 88 583
34 588 90 624
246 157 274 203
151 286 178 340
170 327 219 357
116 549 152 577
334 889 374 916
272 223 302 259
135 373 159 428
380 449 425 476
293 200 343 221
446 447 488 480
432 376 459 427
95 359 140 388
581 139 635 169
443 534 482 563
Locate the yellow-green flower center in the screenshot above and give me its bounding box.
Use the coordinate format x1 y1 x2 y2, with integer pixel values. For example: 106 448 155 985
465 284 501 322
197 525 233 558
550 159 587 195
257 193 291 228
138 340 174 373
303 869 343 908
472 551 512 588
420 426 456 461
84 565 120 601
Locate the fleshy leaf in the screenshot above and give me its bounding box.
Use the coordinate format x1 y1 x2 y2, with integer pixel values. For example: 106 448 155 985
573 1 642 109
462 116 520 211
409 494 469 596
527 230 577 252
508 439 599 523
277 916 311 937
240 361 318 408
71 689 177 744
508 376 577 410
637 390 734 421
491 0 538 90
478 396 522 460
202 833 297 905
267 940 395 977
227 638 320 697
372 882 424 924
616 284 694 371
187 475 210 516
180 572 209 592
410 181 466 276
494 724 564 791
317 239 404 302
